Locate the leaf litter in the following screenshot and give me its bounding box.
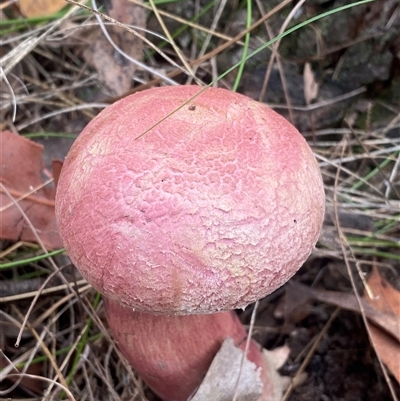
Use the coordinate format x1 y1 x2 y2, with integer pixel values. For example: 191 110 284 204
0 131 62 250
18 0 67 18
365 266 400 383
83 0 146 97
0 0 399 400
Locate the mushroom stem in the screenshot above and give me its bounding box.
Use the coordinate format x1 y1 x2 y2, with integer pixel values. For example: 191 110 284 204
55 85 325 401
105 298 274 401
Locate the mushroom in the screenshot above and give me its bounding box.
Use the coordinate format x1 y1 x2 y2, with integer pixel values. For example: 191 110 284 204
104 303 273 400
55 85 325 400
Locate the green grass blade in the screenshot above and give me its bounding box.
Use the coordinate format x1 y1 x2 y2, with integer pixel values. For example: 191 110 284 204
0 249 65 269
232 0 252 92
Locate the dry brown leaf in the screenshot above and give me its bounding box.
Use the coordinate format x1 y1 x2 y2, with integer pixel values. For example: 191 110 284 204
288 281 400 342
303 62 319 105
288 279 400 382
364 266 400 383
0 131 63 249
84 0 145 96
369 324 400 383
365 266 400 316
0 352 43 394
19 0 66 18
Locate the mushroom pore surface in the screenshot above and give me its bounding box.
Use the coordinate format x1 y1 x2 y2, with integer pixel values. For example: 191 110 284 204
55 85 325 314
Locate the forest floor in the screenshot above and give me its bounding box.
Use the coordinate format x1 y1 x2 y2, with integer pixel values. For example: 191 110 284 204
1 0 399 400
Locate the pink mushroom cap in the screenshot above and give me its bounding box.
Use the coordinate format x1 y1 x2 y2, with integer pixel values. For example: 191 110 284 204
55 85 325 315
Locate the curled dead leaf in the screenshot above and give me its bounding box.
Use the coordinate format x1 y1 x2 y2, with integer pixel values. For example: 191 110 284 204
190 338 263 401
288 281 400 342
364 266 400 384
190 338 290 401
0 131 62 249
0 351 43 395
19 0 67 18
83 0 146 96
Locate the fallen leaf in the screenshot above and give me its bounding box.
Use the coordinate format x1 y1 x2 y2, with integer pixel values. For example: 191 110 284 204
0 351 43 395
84 0 146 96
262 346 291 399
288 281 400 342
369 324 400 383
303 62 319 105
364 266 400 383
0 131 63 249
190 338 290 401
365 266 400 316
287 279 400 383
19 0 66 18
190 337 263 401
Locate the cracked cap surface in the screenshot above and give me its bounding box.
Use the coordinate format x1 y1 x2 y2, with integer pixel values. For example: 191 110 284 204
55 86 325 314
